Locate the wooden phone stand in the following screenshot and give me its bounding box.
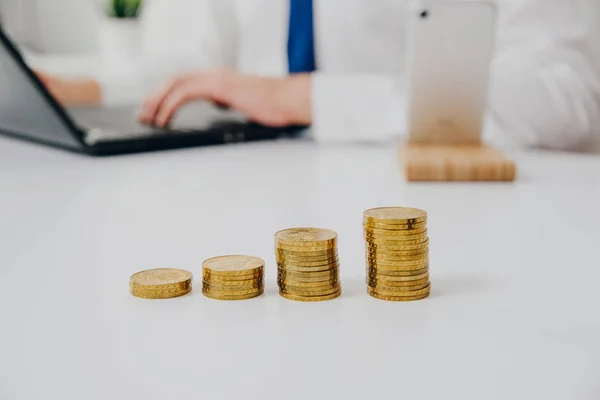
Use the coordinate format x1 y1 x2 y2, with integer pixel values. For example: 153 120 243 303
399 142 516 182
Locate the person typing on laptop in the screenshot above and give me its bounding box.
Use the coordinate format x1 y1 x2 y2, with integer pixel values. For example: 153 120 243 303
40 0 600 150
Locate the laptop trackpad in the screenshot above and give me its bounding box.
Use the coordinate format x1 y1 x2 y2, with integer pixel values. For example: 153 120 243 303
67 102 247 134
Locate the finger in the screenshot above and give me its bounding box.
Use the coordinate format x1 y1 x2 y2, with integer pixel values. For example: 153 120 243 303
154 85 195 127
138 74 190 124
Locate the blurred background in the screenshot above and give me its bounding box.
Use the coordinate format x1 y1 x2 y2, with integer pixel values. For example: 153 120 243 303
0 0 598 69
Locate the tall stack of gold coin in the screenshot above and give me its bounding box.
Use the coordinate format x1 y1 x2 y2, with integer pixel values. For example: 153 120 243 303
364 207 431 301
202 255 264 300
275 228 342 302
130 268 193 299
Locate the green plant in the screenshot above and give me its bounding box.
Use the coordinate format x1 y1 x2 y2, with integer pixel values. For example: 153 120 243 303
107 0 142 18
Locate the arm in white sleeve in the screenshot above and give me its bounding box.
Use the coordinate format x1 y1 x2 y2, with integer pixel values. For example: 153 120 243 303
98 0 238 106
484 0 600 150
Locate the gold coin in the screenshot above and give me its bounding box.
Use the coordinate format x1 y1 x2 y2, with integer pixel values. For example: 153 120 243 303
367 263 428 273
366 236 429 247
363 222 427 233
367 276 429 287
278 278 339 289
202 255 264 276
280 285 341 296
130 268 193 299
368 266 429 277
276 252 338 263
279 289 342 302
202 272 262 283
366 242 429 256
367 288 430 302
367 256 428 267
367 271 429 282
367 250 428 260
363 221 428 230
203 289 264 301
277 269 339 282
368 281 430 293
276 243 337 252
363 207 427 224
275 227 337 247
202 280 263 291
276 257 340 268
276 248 337 257
364 228 428 239
130 286 191 299
278 267 338 278
202 284 263 296
368 283 431 297
278 261 340 272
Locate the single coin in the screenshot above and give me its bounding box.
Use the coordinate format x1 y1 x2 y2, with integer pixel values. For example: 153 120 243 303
130 268 193 299
368 281 430 293
365 251 429 263
278 269 338 281
202 255 264 276
276 257 339 268
365 233 429 244
366 236 429 247
368 266 429 277
279 290 342 302
366 241 429 254
278 278 339 289
368 283 431 297
367 276 429 287
367 271 429 282
363 221 428 230
202 272 262 283
202 280 263 291
276 243 337 252
276 251 338 262
130 286 192 299
202 283 263 296
275 227 337 248
279 285 341 296
363 207 427 224
364 227 428 239
278 274 339 285
276 248 337 257
363 222 427 233
367 260 429 272
203 289 264 301
278 266 339 278
367 289 430 302
367 256 429 267
278 261 340 272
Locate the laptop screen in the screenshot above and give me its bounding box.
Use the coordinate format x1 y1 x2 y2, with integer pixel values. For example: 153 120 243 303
0 29 83 149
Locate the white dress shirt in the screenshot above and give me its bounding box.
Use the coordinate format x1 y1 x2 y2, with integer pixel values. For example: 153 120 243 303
100 0 600 150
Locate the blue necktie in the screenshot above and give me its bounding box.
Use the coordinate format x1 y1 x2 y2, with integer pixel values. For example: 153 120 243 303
288 0 316 74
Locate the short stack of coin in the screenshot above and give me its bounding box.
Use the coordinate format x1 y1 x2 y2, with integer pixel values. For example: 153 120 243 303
364 207 431 301
276 228 341 302
202 255 264 300
130 268 193 299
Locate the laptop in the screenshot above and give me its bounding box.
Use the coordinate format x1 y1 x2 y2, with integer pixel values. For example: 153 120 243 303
0 27 302 155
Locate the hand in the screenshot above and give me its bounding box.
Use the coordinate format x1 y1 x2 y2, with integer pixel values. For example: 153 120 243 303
35 71 101 106
138 69 312 127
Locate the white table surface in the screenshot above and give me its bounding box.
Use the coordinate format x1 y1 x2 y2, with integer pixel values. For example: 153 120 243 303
0 137 599 400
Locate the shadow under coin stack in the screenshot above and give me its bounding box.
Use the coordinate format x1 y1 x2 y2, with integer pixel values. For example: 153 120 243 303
130 268 193 299
276 228 342 302
364 207 431 301
202 255 265 300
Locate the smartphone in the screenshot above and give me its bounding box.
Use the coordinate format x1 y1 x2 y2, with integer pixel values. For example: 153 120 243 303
406 1 497 144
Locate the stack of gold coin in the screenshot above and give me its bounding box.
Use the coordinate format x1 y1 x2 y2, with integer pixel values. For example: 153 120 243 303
275 228 341 302
130 268 193 299
202 255 264 300
364 207 431 301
